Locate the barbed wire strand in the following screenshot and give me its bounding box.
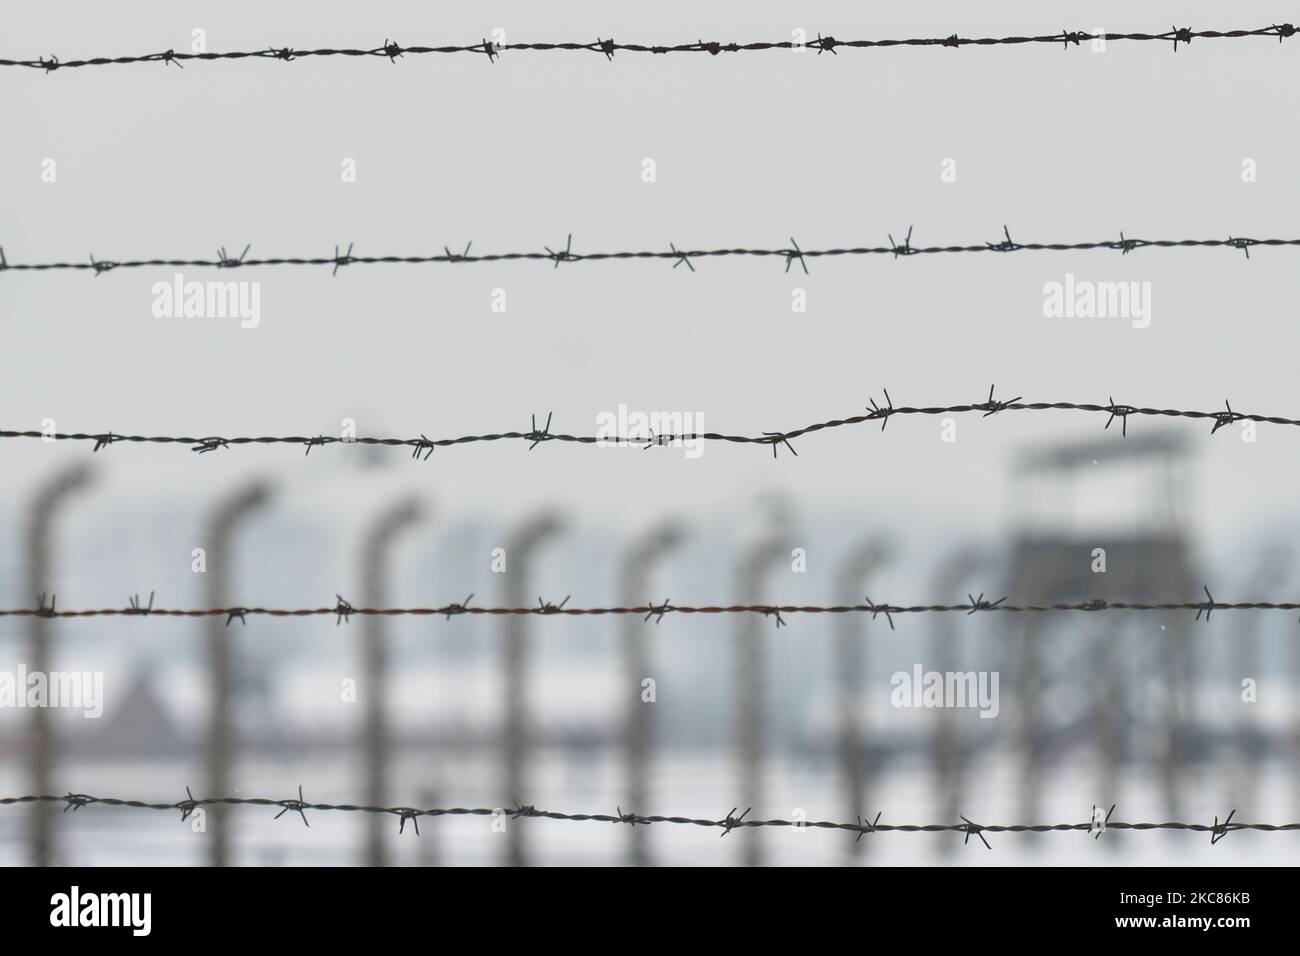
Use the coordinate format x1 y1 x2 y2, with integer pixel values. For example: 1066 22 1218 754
4 588 1299 626
0 231 1292 275
0 388 1284 458
0 793 1284 847
3 24 1298 71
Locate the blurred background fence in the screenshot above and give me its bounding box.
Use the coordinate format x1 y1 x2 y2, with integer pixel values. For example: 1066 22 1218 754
2 429 1298 865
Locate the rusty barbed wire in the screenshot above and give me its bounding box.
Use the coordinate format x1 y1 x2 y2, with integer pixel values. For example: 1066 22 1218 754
3 588 1300 625
0 791 1287 847
3 24 1298 71
1 231 1296 275
0 389 1291 458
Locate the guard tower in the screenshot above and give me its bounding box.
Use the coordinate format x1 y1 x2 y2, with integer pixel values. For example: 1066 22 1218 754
1005 432 1200 832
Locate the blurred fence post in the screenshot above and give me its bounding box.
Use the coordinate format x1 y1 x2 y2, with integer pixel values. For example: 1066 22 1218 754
1016 623 1044 842
204 480 272 867
1089 616 1123 854
620 521 684 866
834 538 890 862
360 496 424 867
1161 598 1194 827
416 786 439 866
1229 550 1288 822
928 546 980 859
733 527 789 867
25 462 94 867
1294 591 1300 823
501 512 563 867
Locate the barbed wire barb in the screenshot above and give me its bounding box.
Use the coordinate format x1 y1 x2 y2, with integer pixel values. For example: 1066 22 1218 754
762 431 798 458
960 815 991 849
1210 400 1242 434
1091 803 1117 840
274 785 310 827
88 254 118 275
966 592 1007 615
510 802 538 820
1210 809 1237 845
179 787 199 822
1104 396 1134 437
331 242 355 276
987 225 1021 253
855 811 882 842
537 595 571 615
192 437 230 454
889 226 915 258
1195 585 1220 623
126 591 155 616
644 597 672 624
863 594 896 630
668 242 695 271
62 793 90 813
784 237 808 274
720 806 751 836
977 384 1022 417
36 593 56 618
867 388 895 430
215 244 250 268
90 431 117 452
442 594 474 621
1228 235 1258 258
616 806 639 826
525 411 555 450
544 234 577 268
302 434 329 456
444 241 472 263
410 435 435 461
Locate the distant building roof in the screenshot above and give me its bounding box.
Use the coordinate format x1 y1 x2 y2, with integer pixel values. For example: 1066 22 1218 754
89 671 188 758
1015 430 1190 474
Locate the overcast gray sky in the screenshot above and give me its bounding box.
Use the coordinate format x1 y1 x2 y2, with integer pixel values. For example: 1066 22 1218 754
4 0 1300 559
